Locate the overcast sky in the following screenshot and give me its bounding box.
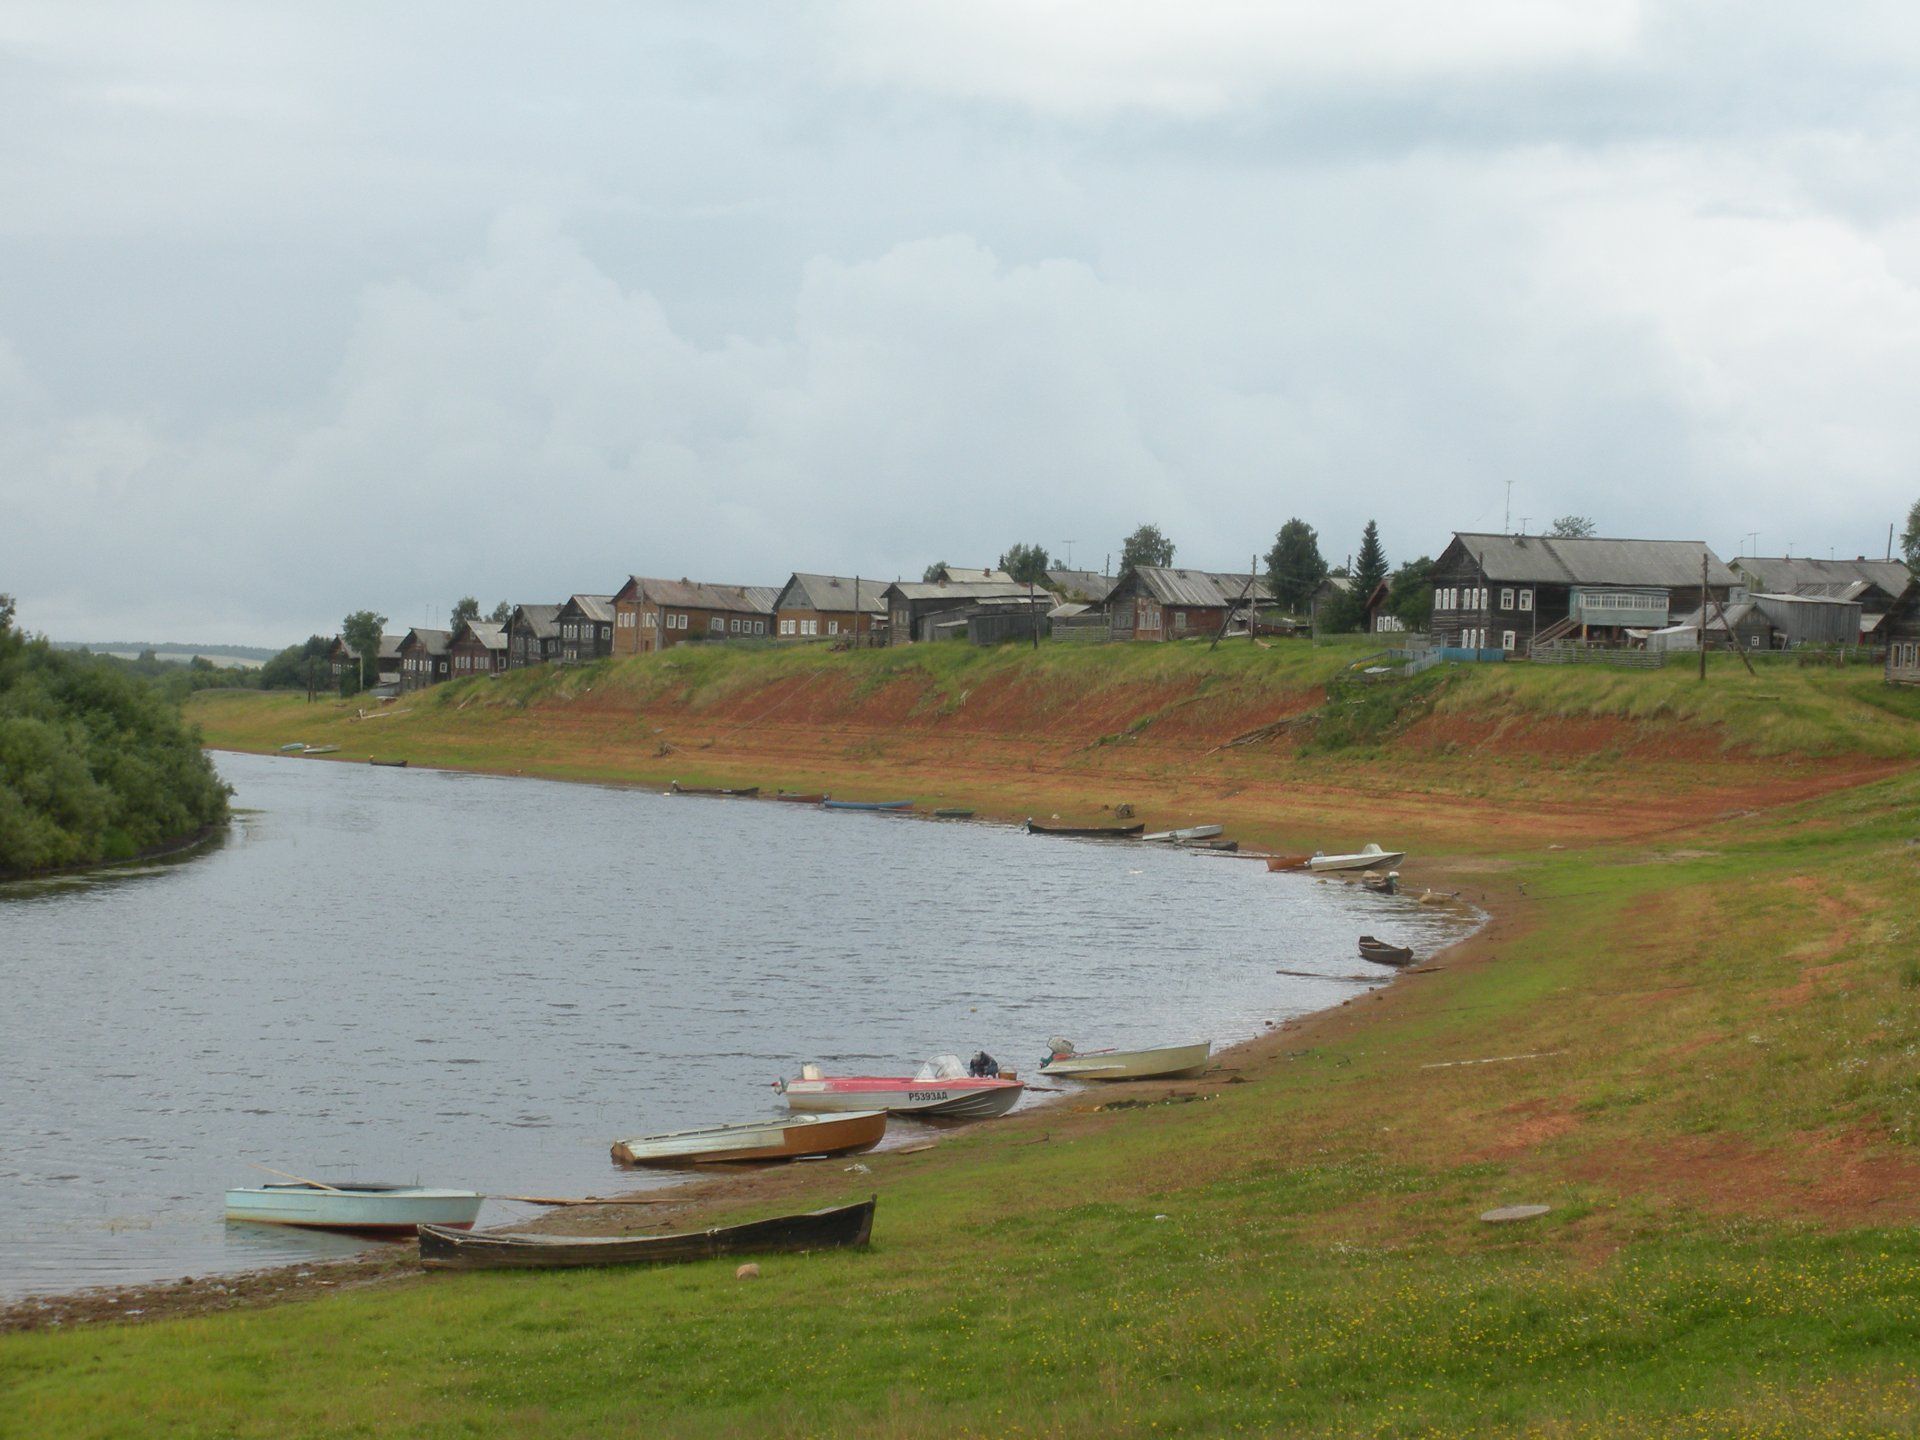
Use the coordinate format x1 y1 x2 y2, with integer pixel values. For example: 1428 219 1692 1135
5 2 1919 644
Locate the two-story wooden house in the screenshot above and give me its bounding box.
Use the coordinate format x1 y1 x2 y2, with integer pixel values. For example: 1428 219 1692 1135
554 595 616 663
396 627 452 692
611 578 777 654
504 604 561 669
1427 533 1737 653
1105 567 1274 642
447 620 508 679
771 573 887 642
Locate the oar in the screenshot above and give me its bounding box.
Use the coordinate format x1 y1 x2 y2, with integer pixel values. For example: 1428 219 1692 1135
249 1162 344 1193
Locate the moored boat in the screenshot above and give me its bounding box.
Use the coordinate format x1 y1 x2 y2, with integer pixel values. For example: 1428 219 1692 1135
668 781 760 798
821 798 913 812
418 1197 876 1271
224 1181 483 1235
1141 823 1225 843
1358 935 1416 967
278 742 307 752
1025 819 1146 839
610 1110 886 1167
1307 843 1406 873
774 791 827 803
1039 1038 1212 1081
778 1058 1024 1120
931 808 975 820
369 758 409 768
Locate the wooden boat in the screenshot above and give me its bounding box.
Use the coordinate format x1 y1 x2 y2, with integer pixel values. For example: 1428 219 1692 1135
1265 855 1313 872
1039 1039 1212 1081
1358 935 1416 967
417 1197 875 1271
1307 843 1406 873
774 791 827 803
668 781 760 798
1192 839 1239 852
931 808 975 820
224 1181 482 1235
1141 823 1225 843
610 1111 886 1167
1361 871 1399 895
1025 819 1146 839
778 1061 1024 1120
821 798 913 812
369 758 409 768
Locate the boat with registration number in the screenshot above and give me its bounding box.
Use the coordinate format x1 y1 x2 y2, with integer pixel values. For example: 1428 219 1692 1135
777 1057 1024 1120
224 1181 483 1235
611 1110 886 1167
1039 1038 1212 1081
417 1197 876 1271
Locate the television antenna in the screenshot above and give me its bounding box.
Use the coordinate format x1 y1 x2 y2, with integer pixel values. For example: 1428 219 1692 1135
1504 479 1514 533
1059 539 1077 568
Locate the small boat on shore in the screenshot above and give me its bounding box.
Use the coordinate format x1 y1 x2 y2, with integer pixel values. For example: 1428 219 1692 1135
224 1181 483 1235
1025 819 1146 839
278 742 306 752
611 1111 886 1167
1358 935 1416 967
774 791 827 803
669 781 760 798
1141 823 1224 843
369 758 408 768
301 744 340 756
822 798 913 812
932 808 975 820
418 1197 876 1271
1308 844 1406 873
1361 871 1399 895
778 1058 1024 1120
1040 1038 1212 1081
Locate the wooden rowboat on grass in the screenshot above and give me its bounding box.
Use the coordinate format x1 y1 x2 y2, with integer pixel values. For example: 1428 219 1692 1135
417 1197 875 1271
1358 935 1416 967
611 1111 886 1167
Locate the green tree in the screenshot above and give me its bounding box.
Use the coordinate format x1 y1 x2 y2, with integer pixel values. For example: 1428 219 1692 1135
1355 520 1388 596
488 601 512 626
1265 519 1327 612
341 609 386 686
1902 499 1920 568
922 561 949 583
1387 556 1434 630
450 597 480 631
259 636 332 690
1550 515 1597 538
997 543 1052 585
1119 524 1175 572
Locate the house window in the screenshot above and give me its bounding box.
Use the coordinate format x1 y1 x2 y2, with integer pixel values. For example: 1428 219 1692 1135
1519 589 1533 612
802 619 817 636
1502 630 1516 650
644 612 657 628
600 627 610 642
754 621 764 634
781 618 795 635
1500 588 1514 611
827 620 839 635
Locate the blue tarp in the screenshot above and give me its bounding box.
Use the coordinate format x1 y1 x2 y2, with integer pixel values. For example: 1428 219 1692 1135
1434 647 1507 662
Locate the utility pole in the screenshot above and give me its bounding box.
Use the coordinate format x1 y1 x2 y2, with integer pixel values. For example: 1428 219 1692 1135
1697 549 1708 682
1504 479 1514 534
1060 540 1076 569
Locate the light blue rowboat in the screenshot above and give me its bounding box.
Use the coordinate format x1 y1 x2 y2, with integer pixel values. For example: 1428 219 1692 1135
820 799 913 812
224 1181 483 1235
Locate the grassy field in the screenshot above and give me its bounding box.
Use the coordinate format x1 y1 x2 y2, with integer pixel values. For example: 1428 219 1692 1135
7 645 1920 1436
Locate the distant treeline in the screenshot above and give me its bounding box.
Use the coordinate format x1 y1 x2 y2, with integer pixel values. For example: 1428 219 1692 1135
0 597 232 876
58 636 350 703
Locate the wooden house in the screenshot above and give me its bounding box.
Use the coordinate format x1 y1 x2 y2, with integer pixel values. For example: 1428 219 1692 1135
928 565 1017 585
878 579 1033 644
1361 580 1406 634
505 604 561 669
448 620 508 679
554 595 616 663
397 627 451 692
376 633 402 686
1046 569 1120 607
611 577 777 654
1106 567 1275 642
331 633 405 685
1428 533 1737 653
771 573 887 643
1729 556 1912 642
1882 581 1920 686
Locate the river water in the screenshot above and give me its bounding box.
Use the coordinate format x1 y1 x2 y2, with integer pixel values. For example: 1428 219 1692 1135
0 751 1469 1299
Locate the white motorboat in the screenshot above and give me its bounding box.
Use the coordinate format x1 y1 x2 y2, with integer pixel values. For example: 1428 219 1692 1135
1039 1039 1213 1081
1307 843 1407 873
777 1057 1024 1120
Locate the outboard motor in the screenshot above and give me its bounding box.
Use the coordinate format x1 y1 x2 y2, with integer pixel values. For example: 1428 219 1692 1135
968 1050 1000 1078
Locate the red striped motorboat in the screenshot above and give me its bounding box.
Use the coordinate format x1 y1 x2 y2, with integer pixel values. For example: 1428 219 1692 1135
776 1058 1023 1121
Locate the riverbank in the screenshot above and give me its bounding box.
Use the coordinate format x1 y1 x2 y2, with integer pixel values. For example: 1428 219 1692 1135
7 646 1920 1436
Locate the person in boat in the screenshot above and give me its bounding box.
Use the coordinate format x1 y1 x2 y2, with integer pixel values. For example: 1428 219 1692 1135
968 1051 999 1078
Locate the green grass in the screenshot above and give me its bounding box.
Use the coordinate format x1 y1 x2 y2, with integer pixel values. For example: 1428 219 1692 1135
19 644 1917 1435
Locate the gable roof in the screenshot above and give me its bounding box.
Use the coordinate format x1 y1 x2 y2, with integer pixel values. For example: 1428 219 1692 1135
377 633 403 661
930 565 1017 584
1730 555 1911 601
1117 567 1275 608
1046 568 1119 603
774 573 888 614
615 577 775 615
880 580 1034 604
400 626 451 656
451 620 507 651
1447 533 1737 588
558 594 615 623
507 604 560 639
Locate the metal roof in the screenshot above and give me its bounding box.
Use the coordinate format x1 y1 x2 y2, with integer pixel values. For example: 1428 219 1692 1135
401 627 451 655
1046 569 1119 603
1453 533 1737 588
1119 567 1275 607
508 604 560 638
618 578 775 615
453 621 507 651
881 580 1034 603
1731 556 1911 598
561 594 616 623
775 574 890 614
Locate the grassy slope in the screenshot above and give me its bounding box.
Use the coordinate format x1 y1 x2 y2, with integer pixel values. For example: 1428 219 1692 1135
9 646 1920 1437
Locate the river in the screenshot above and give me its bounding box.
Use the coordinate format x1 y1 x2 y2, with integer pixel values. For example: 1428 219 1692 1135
0 751 1469 1299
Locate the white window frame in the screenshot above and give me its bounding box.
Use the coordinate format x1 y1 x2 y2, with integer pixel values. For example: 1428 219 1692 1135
1500 588 1514 611
1502 630 1516 650
1519 589 1533 612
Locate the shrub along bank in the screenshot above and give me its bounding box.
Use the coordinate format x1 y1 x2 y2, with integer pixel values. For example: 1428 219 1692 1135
0 598 230 876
